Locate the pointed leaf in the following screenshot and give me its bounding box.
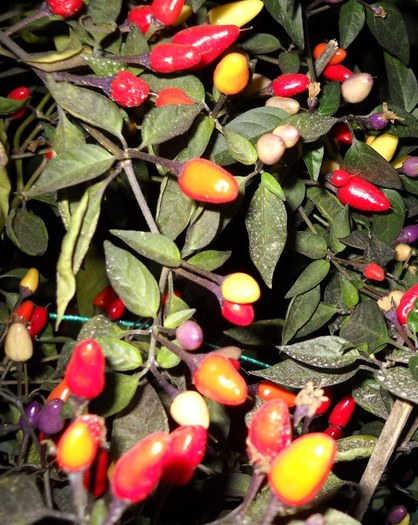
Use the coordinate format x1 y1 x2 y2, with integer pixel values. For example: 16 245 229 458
223 129 258 165
157 177 193 240
104 241 160 319
384 52 418 112
264 0 304 49
182 207 221 258
186 250 231 271
318 82 341 116
339 0 365 49
96 337 143 371
245 182 287 287
303 140 324 181
111 230 181 267
372 189 405 243
376 366 418 404
282 286 321 344
163 308 196 329
87 0 123 24
52 110 85 153
340 301 388 353
285 260 330 298
295 303 337 339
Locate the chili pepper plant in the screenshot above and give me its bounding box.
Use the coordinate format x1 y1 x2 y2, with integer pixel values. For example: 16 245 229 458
1 1 418 524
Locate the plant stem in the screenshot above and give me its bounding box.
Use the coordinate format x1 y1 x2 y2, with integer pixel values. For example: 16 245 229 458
127 148 182 175
174 267 222 303
68 472 88 524
350 398 414 521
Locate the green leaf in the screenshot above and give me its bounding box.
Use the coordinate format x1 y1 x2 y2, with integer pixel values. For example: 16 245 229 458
339 0 365 49
303 140 324 181
372 189 405 243
141 73 205 102
182 206 221 258
340 276 360 309
240 33 282 54
123 24 149 56
245 182 287 287
293 231 328 259
112 382 169 456
307 186 344 221
251 358 358 388
0 96 27 115
376 366 418 404
110 230 181 268
156 177 193 240
329 206 351 253
278 51 300 74
352 377 392 419
283 176 305 212
408 354 418 381
104 241 160 319
278 336 360 369
140 105 202 147
210 107 288 166
47 79 123 139
176 115 215 161
5 208 48 256
282 286 321 344
83 55 126 77
285 260 330 298
261 172 286 200
79 314 124 340
384 52 418 112
318 82 341 116
342 140 402 189
163 308 196 329
186 250 231 271
282 113 338 143
52 110 85 153
264 0 304 49
223 129 258 165
90 371 138 418
340 301 388 354
157 345 181 368
384 105 418 138
294 303 337 339
335 435 377 462
366 2 409 65
96 337 143 371
25 145 115 198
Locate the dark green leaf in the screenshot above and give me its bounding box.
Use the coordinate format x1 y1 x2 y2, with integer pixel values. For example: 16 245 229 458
52 110 85 153
182 206 221 257
224 319 283 346
25 145 115 198
293 231 328 259
0 96 27 115
352 377 392 419
264 0 304 49
47 80 123 139
384 52 418 112
186 250 231 271
283 176 305 212
303 140 324 181
278 51 300 74
91 371 137 418
340 276 360 309
111 230 181 267
366 2 409 65
79 314 124 340
261 172 285 200
335 435 377 462
176 115 215 161
156 177 193 240
408 354 418 381
87 0 122 24
141 73 205 102
339 0 365 49
307 186 344 221
282 286 321 344
0 473 48 525
376 366 418 403
122 24 149 56
278 336 360 369
104 241 160 319
285 260 330 298
223 129 258 165
329 206 351 253
140 105 202 147
295 303 337 339
96 337 143 371
245 182 287 287
240 33 282 54
384 105 418 138
210 107 288 166
340 300 388 353
112 382 169 456
342 140 402 189
83 55 125 77
6 208 48 256
318 82 341 116
372 189 405 243
251 358 358 388
282 113 338 143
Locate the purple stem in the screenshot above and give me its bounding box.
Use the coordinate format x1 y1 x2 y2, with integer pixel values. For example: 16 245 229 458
174 267 223 303
127 148 183 175
102 497 129 525
149 364 180 400
5 3 52 36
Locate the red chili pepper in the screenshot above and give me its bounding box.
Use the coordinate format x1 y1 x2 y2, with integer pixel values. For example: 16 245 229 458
271 73 310 97
47 378 71 403
328 394 356 427
7 87 31 120
151 0 185 26
28 306 48 337
337 176 390 212
149 43 202 73
324 424 343 440
172 24 240 68
83 447 109 498
396 284 418 324
128 5 154 33
162 425 207 486
313 43 347 65
93 285 117 310
323 64 353 82
107 296 126 321
47 0 84 18
156 87 195 107
329 169 351 188
333 122 353 145
257 381 296 407
247 399 292 469
64 339 105 400
221 300 255 326
363 262 385 282
110 71 150 107
14 301 35 322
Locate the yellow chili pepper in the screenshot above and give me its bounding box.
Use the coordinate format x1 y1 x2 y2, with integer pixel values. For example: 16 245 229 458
221 272 260 304
19 268 39 297
365 135 376 146
213 51 250 95
369 132 399 161
392 154 410 169
208 0 264 27
172 5 193 26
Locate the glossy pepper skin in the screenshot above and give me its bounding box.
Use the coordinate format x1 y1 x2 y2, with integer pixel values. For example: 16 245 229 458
257 381 296 407
396 284 418 324
313 42 346 65
363 262 385 282
47 0 84 18
64 339 105 400
156 87 194 107
127 6 153 33
149 43 202 73
20 268 40 297
268 433 337 507
337 177 390 212
151 0 185 26
28 306 49 337
271 74 310 97
7 87 31 119
330 169 351 188
110 71 150 107
213 52 250 95
328 394 356 427
323 64 352 82
208 1 264 27
172 24 240 68
221 300 255 326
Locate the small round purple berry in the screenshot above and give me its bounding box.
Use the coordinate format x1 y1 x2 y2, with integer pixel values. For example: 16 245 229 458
19 401 42 431
400 157 418 178
37 399 65 435
368 112 388 130
387 505 408 525
175 320 204 351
